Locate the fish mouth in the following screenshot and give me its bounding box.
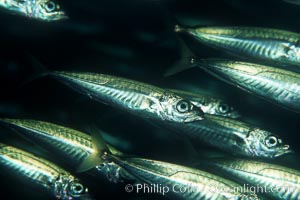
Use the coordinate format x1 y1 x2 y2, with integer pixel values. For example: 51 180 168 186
59 12 69 20
192 109 206 122
181 105 205 122
50 12 69 21
196 115 205 121
274 145 294 158
56 14 69 21
182 115 205 123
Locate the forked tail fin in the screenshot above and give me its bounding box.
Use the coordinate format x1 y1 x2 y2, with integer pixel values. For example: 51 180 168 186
164 37 198 77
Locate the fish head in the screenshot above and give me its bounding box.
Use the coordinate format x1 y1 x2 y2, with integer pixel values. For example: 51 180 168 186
244 128 293 158
284 44 300 63
54 176 94 200
30 0 68 21
161 93 205 123
213 101 240 119
189 97 240 119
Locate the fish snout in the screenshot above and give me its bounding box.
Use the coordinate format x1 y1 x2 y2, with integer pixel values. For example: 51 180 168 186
274 145 294 158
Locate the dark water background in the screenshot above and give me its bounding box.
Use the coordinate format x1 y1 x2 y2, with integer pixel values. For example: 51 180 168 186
1 0 300 199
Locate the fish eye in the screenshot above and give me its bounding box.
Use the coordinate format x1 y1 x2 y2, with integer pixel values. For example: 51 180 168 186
218 103 230 114
45 1 56 12
70 182 84 194
266 136 278 147
176 100 190 113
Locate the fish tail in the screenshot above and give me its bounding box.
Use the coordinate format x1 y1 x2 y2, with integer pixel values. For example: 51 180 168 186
76 125 114 173
19 53 50 88
161 4 203 78
164 37 198 77
143 0 195 67
0 118 16 128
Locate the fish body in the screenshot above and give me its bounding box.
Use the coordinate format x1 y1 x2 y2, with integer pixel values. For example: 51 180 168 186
0 118 111 172
170 88 240 118
164 114 292 158
50 71 204 123
0 143 93 200
208 159 300 200
176 26 300 67
0 0 67 21
108 155 260 200
197 59 300 112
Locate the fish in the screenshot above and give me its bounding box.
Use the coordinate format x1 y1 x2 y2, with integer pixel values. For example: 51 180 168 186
169 88 240 118
166 57 300 113
161 114 293 158
0 0 67 21
195 59 300 113
0 143 93 200
49 71 204 123
0 118 109 172
206 158 300 200
175 25 300 67
106 154 261 200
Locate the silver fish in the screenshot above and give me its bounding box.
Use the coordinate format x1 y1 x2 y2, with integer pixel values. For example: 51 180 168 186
163 114 292 158
0 0 67 21
170 88 240 118
0 143 93 200
175 26 300 67
196 59 300 112
0 118 109 172
50 71 204 123
107 155 260 200
207 158 300 200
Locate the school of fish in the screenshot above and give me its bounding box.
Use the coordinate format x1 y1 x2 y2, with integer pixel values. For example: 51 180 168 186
1 0 300 200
